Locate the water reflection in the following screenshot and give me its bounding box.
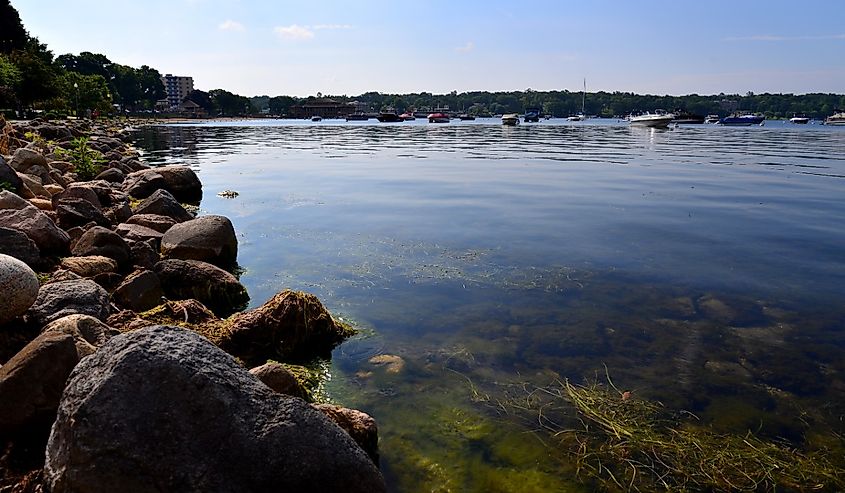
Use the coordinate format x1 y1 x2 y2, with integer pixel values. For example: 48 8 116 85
133 121 845 492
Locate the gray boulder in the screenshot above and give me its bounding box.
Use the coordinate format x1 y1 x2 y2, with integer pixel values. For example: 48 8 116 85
71 226 131 269
313 404 380 464
0 190 70 254
154 259 248 317
94 167 125 183
132 189 193 222
0 155 24 194
56 197 111 229
44 326 386 493
9 147 48 173
113 269 163 312
0 226 40 267
125 213 176 233
156 165 203 203
59 255 117 278
115 222 164 245
249 362 309 400
0 253 40 324
161 214 238 267
122 168 165 199
27 279 110 326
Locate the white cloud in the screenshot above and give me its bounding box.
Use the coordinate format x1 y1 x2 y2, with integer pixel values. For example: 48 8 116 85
455 41 475 53
274 24 315 40
218 20 245 32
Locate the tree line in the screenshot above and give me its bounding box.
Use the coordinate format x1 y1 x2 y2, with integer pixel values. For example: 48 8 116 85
2 0 843 119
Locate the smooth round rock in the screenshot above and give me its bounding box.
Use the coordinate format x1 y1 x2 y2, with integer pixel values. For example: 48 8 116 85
0 253 40 324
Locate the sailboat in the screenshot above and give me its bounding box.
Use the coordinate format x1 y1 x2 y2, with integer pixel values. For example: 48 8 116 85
568 79 587 121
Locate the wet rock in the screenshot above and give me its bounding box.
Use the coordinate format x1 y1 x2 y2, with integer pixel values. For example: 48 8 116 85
160 214 237 268
249 361 309 400
0 226 40 267
125 213 176 233
44 326 386 493
112 269 163 312
0 191 70 255
71 226 131 270
132 189 193 222
369 354 406 374
222 290 351 365
26 279 110 326
55 197 110 229
313 404 379 464
59 255 117 278
154 259 249 317
0 254 40 324
697 295 737 324
122 168 165 199
156 165 203 203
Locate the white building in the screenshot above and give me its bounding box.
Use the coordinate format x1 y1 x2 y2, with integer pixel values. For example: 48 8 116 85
161 74 194 108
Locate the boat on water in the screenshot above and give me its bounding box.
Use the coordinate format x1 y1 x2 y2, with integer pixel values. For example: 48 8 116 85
672 112 705 124
567 78 588 121
501 113 520 126
457 114 476 121
428 112 450 123
628 110 675 128
311 115 322 122
524 108 541 123
345 113 369 121
824 111 845 125
704 114 721 124
789 115 810 124
377 112 403 123
718 114 765 126
399 112 415 121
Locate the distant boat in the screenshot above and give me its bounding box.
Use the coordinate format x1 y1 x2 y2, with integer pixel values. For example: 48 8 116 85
377 112 403 123
311 115 322 122
789 115 810 124
672 112 705 124
501 113 520 126
718 114 765 126
399 112 415 121
628 110 675 128
524 108 541 123
457 114 476 121
704 114 721 124
824 111 845 125
568 78 587 121
346 113 368 121
428 112 450 123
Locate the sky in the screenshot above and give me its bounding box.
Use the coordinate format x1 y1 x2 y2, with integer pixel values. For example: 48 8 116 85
12 0 845 97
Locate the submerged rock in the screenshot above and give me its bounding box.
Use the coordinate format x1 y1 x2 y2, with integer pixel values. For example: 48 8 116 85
44 326 386 492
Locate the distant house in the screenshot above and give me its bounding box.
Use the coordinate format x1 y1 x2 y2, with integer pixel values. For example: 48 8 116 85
179 99 205 118
155 99 170 112
291 98 355 119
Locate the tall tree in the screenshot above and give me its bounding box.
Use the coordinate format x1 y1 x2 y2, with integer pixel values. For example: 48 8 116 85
10 38 58 107
0 0 28 54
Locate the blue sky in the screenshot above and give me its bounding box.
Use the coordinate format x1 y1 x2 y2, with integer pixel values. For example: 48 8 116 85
13 0 845 97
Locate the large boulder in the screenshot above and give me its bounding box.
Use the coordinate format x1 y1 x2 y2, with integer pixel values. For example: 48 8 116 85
122 169 165 200
59 255 117 278
0 155 25 194
313 404 380 464
26 279 110 327
0 315 115 436
0 253 40 324
154 259 248 317
0 191 70 255
222 290 352 366
115 222 164 245
43 326 386 493
55 197 111 229
0 226 40 267
249 362 309 400
132 189 193 223
112 269 163 312
125 213 176 233
9 148 47 173
156 165 203 203
71 226 131 269
160 214 238 267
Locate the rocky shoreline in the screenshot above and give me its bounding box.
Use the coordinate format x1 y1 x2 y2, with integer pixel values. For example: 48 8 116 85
0 117 386 492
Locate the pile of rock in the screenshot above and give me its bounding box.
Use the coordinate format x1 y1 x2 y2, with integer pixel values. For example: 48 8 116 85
0 118 385 492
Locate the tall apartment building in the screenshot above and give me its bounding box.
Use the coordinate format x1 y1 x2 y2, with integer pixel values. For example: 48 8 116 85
161 74 194 108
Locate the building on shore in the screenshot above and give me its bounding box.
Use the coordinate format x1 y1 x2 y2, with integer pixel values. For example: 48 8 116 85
291 98 355 119
161 74 194 109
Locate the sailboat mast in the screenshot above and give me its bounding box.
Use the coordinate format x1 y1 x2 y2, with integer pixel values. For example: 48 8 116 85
581 78 586 114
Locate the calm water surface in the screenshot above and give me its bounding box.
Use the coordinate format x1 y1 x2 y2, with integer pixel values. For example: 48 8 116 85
135 119 845 492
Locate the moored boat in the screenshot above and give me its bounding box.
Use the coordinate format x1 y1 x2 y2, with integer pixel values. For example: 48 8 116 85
824 111 845 125
428 112 450 123
311 115 322 122
628 110 675 128
567 114 586 121
399 112 415 121
789 115 810 124
501 113 520 126
377 112 403 123
718 113 765 126
524 108 541 123
345 113 369 121
704 114 721 124
457 114 475 121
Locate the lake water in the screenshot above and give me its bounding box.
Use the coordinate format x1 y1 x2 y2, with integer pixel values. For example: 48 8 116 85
134 118 845 492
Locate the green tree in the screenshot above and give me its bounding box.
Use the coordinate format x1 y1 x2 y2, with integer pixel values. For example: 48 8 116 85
10 38 58 107
268 95 296 115
0 54 21 108
52 71 112 116
0 0 28 54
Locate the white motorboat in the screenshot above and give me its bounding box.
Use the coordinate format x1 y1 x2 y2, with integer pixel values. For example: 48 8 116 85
501 113 520 126
628 110 675 128
824 112 845 125
704 114 720 124
789 116 810 124
567 78 587 121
